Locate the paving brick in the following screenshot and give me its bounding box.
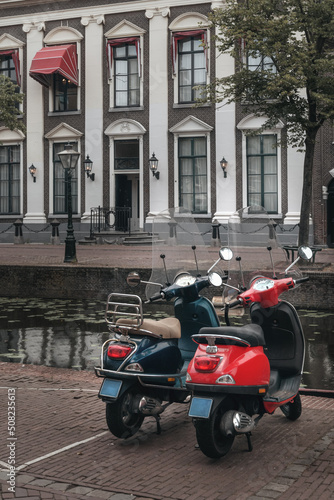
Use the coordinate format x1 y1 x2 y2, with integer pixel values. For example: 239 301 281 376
1 363 334 500
87 489 114 499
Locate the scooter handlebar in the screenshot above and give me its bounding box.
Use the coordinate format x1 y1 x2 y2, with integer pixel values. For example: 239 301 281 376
228 298 242 309
294 276 309 285
149 292 164 302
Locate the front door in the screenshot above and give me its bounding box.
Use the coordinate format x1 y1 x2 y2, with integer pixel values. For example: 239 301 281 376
327 180 334 247
115 174 139 231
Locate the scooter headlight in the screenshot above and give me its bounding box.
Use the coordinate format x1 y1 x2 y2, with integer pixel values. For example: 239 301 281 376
216 374 235 384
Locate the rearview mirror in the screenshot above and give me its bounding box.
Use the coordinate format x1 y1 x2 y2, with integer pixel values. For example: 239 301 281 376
126 271 141 288
219 247 233 261
298 246 313 261
208 271 223 287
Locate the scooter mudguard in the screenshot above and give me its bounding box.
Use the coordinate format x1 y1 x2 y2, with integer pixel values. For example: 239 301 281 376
187 344 270 394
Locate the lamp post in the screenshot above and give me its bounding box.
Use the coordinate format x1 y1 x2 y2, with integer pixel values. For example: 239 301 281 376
58 143 80 263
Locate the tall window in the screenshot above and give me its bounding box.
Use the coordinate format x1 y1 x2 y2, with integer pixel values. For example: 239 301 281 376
247 52 276 73
178 37 206 103
0 53 17 83
114 44 139 107
53 74 77 112
53 142 78 214
247 135 278 213
179 137 207 213
0 145 20 214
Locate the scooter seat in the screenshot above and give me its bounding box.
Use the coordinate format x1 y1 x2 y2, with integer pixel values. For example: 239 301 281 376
198 324 265 347
116 317 181 339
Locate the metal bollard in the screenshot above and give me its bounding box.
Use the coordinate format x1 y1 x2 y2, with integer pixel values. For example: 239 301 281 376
14 219 24 244
211 222 221 247
50 219 60 245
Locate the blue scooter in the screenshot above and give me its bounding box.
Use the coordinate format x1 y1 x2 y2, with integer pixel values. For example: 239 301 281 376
95 208 229 439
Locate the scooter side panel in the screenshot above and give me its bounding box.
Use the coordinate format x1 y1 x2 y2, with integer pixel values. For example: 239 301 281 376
174 296 220 360
188 344 270 388
103 337 182 374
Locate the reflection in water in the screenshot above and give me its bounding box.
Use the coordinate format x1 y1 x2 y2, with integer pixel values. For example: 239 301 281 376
0 297 333 390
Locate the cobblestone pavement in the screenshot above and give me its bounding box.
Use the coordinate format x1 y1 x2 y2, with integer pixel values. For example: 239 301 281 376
1 363 334 500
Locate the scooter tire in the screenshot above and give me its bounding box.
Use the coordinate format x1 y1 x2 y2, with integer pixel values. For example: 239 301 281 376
106 390 144 439
195 406 235 459
280 392 302 421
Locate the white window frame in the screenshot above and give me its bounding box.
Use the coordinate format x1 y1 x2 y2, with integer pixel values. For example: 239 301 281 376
237 114 284 215
43 27 83 114
105 21 145 111
45 123 83 218
0 34 24 114
0 127 25 218
169 13 210 107
170 115 213 216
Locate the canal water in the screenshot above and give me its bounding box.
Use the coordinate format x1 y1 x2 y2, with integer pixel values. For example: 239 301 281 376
0 297 333 390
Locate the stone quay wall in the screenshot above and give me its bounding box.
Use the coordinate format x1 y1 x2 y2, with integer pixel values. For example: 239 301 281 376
0 265 333 310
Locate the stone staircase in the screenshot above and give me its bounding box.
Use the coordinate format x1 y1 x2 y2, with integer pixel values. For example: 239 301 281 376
79 231 163 246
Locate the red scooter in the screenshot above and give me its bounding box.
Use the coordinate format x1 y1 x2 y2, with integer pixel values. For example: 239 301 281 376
186 206 312 458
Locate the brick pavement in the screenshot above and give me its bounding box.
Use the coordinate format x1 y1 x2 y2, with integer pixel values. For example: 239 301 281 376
0 243 332 270
1 363 334 500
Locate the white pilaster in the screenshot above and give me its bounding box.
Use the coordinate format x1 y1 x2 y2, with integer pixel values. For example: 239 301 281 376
145 8 169 213
284 146 304 224
81 15 104 217
213 33 236 222
24 21 46 223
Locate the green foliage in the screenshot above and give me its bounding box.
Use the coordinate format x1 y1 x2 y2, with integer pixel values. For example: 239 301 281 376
0 75 25 132
203 0 334 148
201 0 334 244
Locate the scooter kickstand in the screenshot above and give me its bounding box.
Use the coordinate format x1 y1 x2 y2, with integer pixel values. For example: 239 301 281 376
246 432 253 452
155 415 162 435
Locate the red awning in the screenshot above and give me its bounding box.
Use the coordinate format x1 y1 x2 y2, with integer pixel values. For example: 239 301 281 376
29 44 78 87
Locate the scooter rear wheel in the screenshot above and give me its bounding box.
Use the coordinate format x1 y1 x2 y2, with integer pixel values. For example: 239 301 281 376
280 392 302 421
195 405 235 459
106 390 144 439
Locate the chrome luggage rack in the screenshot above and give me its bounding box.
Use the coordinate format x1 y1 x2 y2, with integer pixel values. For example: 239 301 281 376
105 292 160 338
105 292 144 333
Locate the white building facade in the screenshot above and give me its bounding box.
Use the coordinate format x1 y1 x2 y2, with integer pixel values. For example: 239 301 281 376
0 0 331 245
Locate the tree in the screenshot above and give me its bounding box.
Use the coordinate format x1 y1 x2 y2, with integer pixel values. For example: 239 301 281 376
202 0 334 245
0 75 24 132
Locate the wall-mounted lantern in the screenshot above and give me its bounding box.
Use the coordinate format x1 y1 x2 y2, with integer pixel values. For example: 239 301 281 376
149 152 160 179
83 155 95 181
29 164 37 182
220 157 228 178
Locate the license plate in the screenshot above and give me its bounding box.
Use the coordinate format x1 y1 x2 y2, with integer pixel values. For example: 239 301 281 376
188 397 213 418
99 379 122 399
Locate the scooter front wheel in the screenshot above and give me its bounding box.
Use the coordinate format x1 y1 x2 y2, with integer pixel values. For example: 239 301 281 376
106 390 144 439
280 392 302 421
195 405 235 459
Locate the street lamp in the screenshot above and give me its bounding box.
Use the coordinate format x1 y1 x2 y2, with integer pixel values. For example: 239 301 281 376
58 143 80 263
